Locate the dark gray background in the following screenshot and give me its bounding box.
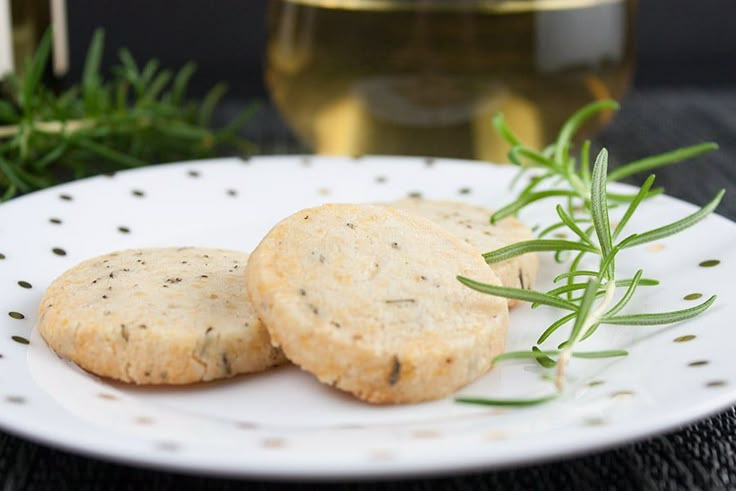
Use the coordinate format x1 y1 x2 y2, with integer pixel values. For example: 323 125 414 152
4 2 736 489
62 0 736 99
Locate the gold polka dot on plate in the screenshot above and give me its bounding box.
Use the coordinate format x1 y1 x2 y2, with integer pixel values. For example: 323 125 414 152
11 336 29 345
688 360 709 367
610 390 635 399
484 430 508 441
706 380 727 388
411 429 441 439
369 449 394 461
236 421 258 430
261 437 286 449
155 441 180 452
584 417 606 426
674 335 696 343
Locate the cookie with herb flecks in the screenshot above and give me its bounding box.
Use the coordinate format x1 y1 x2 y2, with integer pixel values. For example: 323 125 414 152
37 247 286 384
246 203 509 404
386 198 538 308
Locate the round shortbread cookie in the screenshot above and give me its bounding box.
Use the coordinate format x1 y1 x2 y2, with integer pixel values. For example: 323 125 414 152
387 198 539 308
38 247 286 384
246 203 509 404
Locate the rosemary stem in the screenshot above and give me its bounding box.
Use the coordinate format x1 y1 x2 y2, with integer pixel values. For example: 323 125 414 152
0 118 96 138
555 279 617 390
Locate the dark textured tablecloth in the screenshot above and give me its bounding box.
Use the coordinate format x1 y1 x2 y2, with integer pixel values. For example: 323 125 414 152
2 88 735 490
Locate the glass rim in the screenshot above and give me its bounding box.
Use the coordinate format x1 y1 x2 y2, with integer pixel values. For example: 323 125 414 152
274 0 628 13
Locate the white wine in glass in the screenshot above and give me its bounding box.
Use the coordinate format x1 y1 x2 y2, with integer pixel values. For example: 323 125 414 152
266 0 636 161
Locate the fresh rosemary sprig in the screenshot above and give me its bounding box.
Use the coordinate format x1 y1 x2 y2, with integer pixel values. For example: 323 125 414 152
489 100 717 225
456 100 724 406
0 29 256 200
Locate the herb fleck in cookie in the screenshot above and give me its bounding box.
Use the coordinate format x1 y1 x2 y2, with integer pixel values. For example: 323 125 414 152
246 204 509 404
387 198 538 307
38 247 286 384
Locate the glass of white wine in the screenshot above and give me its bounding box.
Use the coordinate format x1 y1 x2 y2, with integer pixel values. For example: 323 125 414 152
265 0 636 161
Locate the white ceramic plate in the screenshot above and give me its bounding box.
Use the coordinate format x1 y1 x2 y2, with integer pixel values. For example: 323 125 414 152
0 156 733 479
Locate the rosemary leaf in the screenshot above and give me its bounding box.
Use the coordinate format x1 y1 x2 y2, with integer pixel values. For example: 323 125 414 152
199 82 227 127
0 155 28 191
607 187 664 202
591 149 613 260
578 322 601 342
457 276 578 311
1 183 15 200
140 59 160 88
613 174 656 240
565 250 589 301
601 295 717 326
517 172 555 198
533 346 557 368
553 270 599 282
567 278 600 344
31 142 67 169
455 395 557 407
537 312 577 344
143 70 173 103
495 348 629 363
571 349 628 359
82 29 104 98
483 239 599 264
118 48 140 82
542 277 656 300
608 142 719 181
555 205 595 246
492 113 521 147
554 99 619 165
76 139 146 168
509 146 558 170
491 190 577 223
0 100 17 121
622 190 725 247
171 62 196 105
494 350 559 362
580 139 591 185
618 277 658 286
537 220 567 238
20 30 52 112
601 269 644 320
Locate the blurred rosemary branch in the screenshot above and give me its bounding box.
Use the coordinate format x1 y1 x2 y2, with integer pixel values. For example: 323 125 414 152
0 28 257 200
